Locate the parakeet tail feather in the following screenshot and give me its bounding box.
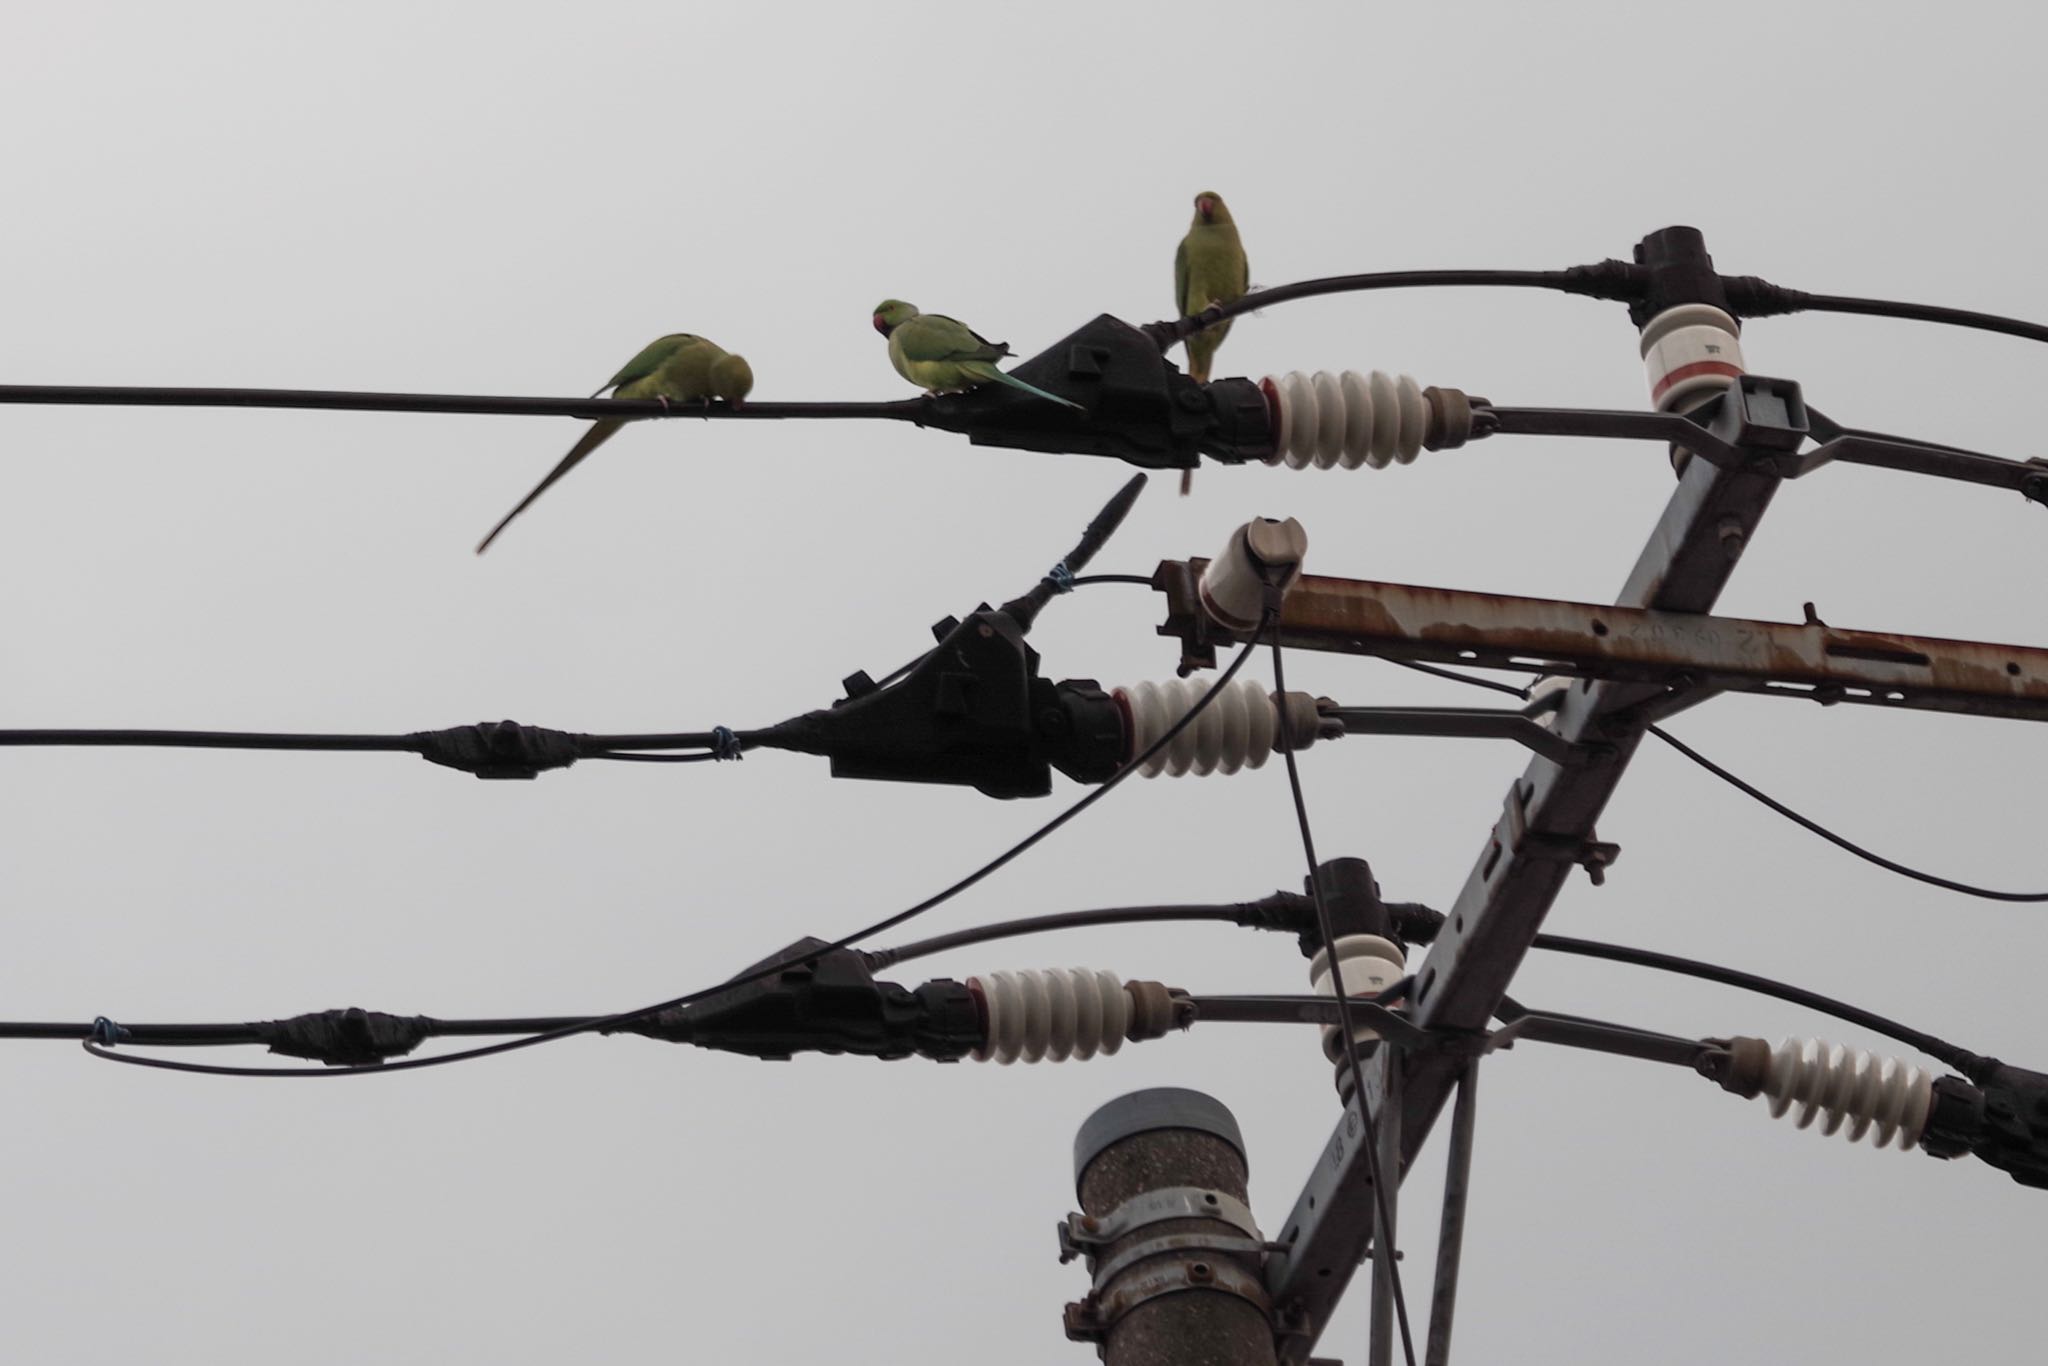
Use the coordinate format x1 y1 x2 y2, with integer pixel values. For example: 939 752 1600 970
476 418 626 554
980 366 1083 410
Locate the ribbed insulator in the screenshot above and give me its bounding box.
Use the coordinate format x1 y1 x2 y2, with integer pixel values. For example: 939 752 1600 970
1762 1038 1935 1150
1263 370 1431 470
968 969 1130 1065
1309 934 1407 1066
1115 678 1275 778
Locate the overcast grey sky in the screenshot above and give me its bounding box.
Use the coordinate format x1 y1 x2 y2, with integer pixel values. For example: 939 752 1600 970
4 3 2045 1362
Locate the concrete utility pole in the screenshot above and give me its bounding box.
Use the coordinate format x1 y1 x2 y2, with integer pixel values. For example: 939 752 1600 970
1062 1089 1278 1366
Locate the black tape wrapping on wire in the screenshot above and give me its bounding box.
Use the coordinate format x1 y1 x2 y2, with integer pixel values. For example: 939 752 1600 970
412 721 584 779
260 1009 435 1066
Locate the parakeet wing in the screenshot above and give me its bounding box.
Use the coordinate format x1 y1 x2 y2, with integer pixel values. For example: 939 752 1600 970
898 314 1010 365
592 334 698 397
1174 237 1191 314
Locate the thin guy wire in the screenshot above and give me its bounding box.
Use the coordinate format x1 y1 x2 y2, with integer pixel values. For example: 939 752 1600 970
1370 656 2048 904
1270 615 1419 1366
81 631 1267 1077
1646 725 2048 902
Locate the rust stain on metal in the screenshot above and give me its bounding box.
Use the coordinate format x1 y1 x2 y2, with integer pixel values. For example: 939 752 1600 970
1154 560 2048 722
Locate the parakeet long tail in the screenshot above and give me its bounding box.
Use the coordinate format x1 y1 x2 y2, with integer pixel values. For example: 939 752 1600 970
476 418 626 554
969 363 1083 410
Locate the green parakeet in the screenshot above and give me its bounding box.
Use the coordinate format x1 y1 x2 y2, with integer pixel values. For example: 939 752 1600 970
476 333 753 554
871 300 1080 409
1174 191 1248 493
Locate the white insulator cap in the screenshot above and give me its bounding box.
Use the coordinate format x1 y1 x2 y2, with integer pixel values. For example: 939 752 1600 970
1638 303 1746 412
1115 677 1277 778
1308 934 1406 1064
1198 517 1308 631
1262 370 1433 470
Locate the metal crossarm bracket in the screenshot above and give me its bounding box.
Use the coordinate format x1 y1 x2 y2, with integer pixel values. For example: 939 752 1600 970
1154 565 2048 725
1261 374 1788 1361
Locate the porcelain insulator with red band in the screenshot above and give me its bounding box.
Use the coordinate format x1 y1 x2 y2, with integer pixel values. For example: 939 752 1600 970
1639 302 1746 411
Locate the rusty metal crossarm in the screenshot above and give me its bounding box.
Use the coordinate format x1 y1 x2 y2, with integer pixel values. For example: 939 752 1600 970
1261 448 1784 1363
1155 564 2048 725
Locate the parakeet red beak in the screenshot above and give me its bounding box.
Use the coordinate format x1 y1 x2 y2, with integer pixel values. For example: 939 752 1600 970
1196 195 1216 221
873 314 889 335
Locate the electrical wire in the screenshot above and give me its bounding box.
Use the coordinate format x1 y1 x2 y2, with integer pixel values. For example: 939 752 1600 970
1645 724 2048 902
1526 934 1983 1075
1145 269 1591 345
1381 658 1534 700
1269 613 1418 1366
1366 653 2048 905
1786 291 2048 348
0 725 759 762
868 905 1252 969
0 385 927 422
80 628 1270 1078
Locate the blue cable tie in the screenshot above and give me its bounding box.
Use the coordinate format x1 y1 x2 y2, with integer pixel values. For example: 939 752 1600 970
1044 562 1076 594
89 1015 127 1046
710 726 743 762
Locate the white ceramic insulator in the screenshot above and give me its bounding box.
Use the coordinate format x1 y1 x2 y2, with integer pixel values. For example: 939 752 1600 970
1638 303 1746 412
1309 934 1407 1063
1761 1038 1934 1151
969 969 1129 1065
1115 677 1276 778
1197 517 1307 631
1263 370 1429 470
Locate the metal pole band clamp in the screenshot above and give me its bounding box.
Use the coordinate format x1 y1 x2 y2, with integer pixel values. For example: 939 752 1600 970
1063 1256 1275 1344
1058 1185 1261 1263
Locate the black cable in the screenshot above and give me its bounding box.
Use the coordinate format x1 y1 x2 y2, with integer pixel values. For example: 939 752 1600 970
0 729 418 753
1788 292 2048 348
1144 268 1593 346
81 629 1269 1078
1645 724 2048 903
0 725 755 758
1526 934 1983 1075
1069 573 1154 587
1371 654 2048 903
1381 658 1534 700
0 385 928 423
869 905 1250 969
1269 610 1419 1366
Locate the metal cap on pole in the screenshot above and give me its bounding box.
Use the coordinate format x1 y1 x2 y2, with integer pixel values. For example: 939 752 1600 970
1062 1088 1277 1366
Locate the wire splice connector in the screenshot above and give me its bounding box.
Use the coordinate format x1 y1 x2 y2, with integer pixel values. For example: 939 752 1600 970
1260 371 1479 470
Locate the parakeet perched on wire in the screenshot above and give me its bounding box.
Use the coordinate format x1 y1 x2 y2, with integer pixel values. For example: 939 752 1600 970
476 333 753 554
1174 191 1249 493
871 300 1080 408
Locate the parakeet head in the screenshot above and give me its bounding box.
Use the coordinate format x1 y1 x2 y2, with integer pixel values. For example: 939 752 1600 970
1193 192 1233 225
711 353 754 404
872 299 920 336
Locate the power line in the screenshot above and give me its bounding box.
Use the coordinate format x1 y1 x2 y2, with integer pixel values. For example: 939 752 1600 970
1526 935 1984 1076
80 627 1269 1078
1645 724 2048 903
1365 657 2048 904
1783 290 2048 347
1270 618 1418 1366
1142 268 1598 345
0 385 924 422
